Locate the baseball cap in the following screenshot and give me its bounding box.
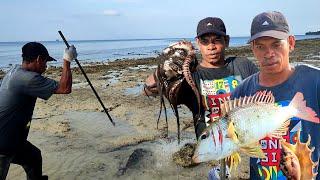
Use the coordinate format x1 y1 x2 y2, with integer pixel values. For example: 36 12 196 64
196 17 227 38
22 42 56 61
248 11 290 43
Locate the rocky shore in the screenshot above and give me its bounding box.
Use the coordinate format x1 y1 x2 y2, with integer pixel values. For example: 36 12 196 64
2 38 320 180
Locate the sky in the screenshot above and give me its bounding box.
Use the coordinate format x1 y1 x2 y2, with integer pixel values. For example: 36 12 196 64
0 0 319 42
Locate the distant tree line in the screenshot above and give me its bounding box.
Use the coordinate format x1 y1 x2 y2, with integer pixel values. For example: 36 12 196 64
306 31 320 35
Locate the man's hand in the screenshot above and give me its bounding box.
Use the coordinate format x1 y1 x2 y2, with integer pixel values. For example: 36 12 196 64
63 45 78 62
142 72 159 96
280 145 301 180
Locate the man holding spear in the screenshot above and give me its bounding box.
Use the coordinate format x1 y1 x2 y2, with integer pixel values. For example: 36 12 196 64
0 42 77 180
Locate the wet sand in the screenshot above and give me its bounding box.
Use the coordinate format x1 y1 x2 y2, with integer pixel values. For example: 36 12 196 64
3 38 320 179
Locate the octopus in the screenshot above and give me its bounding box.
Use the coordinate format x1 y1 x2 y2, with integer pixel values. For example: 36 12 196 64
146 40 200 143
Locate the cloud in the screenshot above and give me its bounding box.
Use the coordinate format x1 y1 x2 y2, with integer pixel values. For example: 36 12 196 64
102 10 120 16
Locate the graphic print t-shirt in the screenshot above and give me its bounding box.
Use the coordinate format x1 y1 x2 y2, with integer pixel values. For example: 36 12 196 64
200 75 241 122
231 65 320 180
192 57 258 124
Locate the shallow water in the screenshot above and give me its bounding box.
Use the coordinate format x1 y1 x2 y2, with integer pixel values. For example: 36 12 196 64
65 111 137 137
124 84 144 96
151 134 196 168
63 111 197 169
102 71 123 85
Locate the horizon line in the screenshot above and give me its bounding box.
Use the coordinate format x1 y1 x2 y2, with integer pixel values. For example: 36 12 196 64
0 34 314 43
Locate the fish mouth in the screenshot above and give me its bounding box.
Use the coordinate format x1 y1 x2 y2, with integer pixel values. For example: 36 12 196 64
192 152 209 164
192 154 200 164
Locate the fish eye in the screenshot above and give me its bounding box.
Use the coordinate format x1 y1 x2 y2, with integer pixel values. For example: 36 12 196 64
200 132 208 140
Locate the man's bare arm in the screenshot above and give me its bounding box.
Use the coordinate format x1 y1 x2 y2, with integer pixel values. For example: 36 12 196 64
54 61 72 94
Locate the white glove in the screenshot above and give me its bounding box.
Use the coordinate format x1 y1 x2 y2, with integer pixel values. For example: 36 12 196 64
63 45 77 62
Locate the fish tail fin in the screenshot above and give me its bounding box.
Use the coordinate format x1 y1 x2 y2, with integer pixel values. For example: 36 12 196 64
289 92 319 123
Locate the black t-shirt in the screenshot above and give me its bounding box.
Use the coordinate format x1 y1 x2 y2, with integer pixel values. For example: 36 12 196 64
192 57 258 138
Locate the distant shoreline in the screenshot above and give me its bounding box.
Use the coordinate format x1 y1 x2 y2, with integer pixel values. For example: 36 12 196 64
1 38 319 75
0 34 319 44
306 31 320 35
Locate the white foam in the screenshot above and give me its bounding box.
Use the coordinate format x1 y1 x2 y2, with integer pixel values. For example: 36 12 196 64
152 135 195 168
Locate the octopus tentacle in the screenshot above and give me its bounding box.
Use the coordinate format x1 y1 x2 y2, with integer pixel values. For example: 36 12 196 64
155 68 163 130
156 96 163 129
169 78 184 103
168 79 184 143
161 96 169 136
172 105 180 144
182 53 201 119
156 65 169 135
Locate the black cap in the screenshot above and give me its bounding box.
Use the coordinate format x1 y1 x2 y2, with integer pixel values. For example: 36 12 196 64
248 11 290 43
22 42 56 62
196 17 226 38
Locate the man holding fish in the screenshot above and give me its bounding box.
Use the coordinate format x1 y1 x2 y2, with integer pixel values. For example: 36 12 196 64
143 17 259 179
194 11 320 180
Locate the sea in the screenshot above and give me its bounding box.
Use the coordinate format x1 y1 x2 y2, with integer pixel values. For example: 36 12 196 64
1 35 319 69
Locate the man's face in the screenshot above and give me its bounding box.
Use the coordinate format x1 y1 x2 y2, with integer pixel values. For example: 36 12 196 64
35 55 48 74
196 33 229 67
251 36 295 75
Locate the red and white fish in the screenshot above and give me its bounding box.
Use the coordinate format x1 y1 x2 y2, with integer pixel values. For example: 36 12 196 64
192 91 319 170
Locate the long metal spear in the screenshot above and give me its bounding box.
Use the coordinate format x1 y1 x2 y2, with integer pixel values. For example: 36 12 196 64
58 31 115 126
